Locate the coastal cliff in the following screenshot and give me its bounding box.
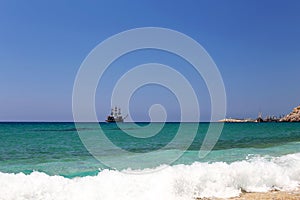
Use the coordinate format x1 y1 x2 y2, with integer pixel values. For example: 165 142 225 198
280 105 300 122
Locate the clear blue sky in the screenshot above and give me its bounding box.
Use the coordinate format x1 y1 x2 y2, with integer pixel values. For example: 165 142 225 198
0 0 299 121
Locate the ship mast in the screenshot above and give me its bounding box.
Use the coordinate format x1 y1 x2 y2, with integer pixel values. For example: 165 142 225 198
118 108 121 117
114 106 118 117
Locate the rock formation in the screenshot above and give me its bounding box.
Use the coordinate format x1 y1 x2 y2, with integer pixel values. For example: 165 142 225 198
280 105 300 122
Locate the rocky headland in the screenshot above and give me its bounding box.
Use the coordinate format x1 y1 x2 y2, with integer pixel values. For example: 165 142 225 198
280 105 300 122
220 105 300 123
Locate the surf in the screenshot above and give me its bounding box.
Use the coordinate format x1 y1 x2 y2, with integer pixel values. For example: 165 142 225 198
1 153 299 200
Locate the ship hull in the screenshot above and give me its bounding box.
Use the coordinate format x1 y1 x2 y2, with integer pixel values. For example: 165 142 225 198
105 119 124 123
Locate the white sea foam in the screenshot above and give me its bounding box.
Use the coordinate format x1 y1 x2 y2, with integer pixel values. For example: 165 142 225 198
0 153 300 200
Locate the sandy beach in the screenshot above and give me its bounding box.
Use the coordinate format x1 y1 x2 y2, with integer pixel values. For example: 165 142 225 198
232 190 300 200
199 189 300 200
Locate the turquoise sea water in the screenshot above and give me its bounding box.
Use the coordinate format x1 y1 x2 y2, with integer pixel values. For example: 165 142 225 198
0 122 299 177
0 122 300 199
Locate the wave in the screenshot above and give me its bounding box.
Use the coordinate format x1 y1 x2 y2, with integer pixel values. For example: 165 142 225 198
0 153 300 200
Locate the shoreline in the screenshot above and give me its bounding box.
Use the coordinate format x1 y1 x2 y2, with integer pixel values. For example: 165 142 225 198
198 189 300 200
231 189 300 200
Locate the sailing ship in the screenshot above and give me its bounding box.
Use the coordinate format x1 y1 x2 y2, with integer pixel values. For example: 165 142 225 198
106 106 127 123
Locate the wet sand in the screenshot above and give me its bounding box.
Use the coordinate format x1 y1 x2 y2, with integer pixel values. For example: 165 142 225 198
198 189 300 200
230 190 300 200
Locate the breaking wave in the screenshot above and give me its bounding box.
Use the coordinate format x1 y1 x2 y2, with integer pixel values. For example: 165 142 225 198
0 153 300 200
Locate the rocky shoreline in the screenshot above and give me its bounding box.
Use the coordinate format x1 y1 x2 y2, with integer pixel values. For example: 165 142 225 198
220 105 300 123
280 105 300 122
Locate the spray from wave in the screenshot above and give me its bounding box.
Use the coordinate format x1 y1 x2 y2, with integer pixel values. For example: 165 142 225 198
0 153 299 200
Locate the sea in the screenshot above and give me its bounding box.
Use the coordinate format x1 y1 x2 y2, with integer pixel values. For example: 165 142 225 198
0 122 299 200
